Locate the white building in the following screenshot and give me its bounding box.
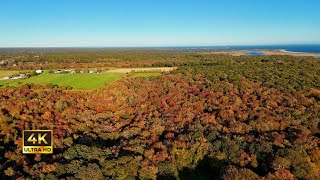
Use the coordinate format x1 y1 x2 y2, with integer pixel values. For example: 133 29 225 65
54 70 62 74
36 70 44 74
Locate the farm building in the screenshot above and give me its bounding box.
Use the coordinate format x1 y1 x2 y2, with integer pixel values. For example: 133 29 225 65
36 70 44 74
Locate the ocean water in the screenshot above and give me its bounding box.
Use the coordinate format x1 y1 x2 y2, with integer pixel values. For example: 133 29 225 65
1 45 319 54
165 44 320 54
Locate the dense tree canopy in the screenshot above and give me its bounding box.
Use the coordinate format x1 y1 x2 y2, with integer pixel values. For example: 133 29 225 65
0 52 319 179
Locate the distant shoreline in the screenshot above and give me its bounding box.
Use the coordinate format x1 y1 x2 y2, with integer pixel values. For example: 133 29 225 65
202 49 320 57
0 45 319 57
1 44 320 53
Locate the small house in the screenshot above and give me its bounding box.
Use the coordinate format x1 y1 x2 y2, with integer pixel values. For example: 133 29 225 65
55 70 62 74
36 70 44 74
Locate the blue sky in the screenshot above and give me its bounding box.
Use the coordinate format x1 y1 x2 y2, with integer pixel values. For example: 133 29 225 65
0 0 319 47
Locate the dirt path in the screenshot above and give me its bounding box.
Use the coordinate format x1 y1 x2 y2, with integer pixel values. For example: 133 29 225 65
106 67 177 73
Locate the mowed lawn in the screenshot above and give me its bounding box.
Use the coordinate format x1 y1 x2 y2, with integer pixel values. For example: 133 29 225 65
0 73 125 89
0 70 163 89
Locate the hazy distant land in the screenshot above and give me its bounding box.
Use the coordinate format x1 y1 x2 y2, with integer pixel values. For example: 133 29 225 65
202 49 320 57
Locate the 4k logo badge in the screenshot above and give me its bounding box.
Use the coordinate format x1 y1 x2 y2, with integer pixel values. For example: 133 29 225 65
23 130 53 154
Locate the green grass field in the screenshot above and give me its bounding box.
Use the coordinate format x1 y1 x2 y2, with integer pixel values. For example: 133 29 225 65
0 73 125 89
0 71 162 89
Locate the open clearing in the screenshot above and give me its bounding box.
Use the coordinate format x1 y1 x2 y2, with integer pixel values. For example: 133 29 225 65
0 69 166 89
0 73 125 89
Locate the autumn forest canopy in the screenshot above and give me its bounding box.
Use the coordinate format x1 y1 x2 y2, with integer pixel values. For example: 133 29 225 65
0 49 319 179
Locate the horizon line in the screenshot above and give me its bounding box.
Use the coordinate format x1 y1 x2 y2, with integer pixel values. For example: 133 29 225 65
0 43 320 49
